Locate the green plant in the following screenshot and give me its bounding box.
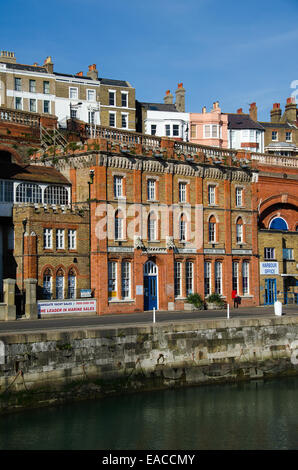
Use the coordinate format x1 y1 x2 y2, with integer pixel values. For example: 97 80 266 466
187 293 204 309
206 292 225 305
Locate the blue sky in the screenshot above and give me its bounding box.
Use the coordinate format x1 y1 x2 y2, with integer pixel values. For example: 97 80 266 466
1 0 298 121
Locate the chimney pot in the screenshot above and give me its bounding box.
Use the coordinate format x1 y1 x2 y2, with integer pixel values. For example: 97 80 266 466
237 108 243 114
273 103 280 109
76 71 83 76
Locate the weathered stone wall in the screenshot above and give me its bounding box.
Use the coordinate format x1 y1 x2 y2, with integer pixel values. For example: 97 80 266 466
0 316 298 413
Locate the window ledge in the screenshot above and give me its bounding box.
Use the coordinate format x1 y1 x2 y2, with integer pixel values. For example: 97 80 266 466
108 299 135 303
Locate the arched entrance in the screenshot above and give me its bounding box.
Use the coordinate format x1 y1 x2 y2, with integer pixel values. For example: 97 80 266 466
143 260 158 310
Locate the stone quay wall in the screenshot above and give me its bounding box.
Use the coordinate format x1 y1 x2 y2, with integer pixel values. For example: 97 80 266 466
0 316 298 413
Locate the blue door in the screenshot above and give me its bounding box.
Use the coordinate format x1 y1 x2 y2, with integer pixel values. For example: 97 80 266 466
144 275 157 310
144 261 158 311
265 279 276 305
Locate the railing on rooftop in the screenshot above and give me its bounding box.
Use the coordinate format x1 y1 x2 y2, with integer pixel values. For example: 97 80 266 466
174 140 238 159
86 124 161 149
251 152 298 168
0 106 40 127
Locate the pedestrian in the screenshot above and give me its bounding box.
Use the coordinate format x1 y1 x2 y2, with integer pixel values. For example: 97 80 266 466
232 289 238 308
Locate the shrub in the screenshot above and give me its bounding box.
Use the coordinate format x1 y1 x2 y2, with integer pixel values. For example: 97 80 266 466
187 293 204 309
206 293 225 305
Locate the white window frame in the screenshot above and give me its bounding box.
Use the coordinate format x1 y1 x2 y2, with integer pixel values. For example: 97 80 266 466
242 261 249 295
209 220 216 243
286 131 292 142
109 90 116 106
208 185 216 205
179 217 186 242
236 187 243 207
29 98 37 113
121 261 131 299
272 131 278 141
14 77 22 91
114 175 123 198
56 274 64 300
109 111 116 127
29 79 36 93
43 100 50 114
186 261 193 296
68 229 76 250
215 261 222 295
115 215 123 240
147 179 156 201
232 261 239 293
148 213 157 241
43 81 50 94
179 182 187 203
67 274 76 299
15 97 22 110
174 261 182 297
204 261 211 296
43 228 53 249
56 229 65 250
43 273 52 299
87 89 96 101
236 223 243 244
121 113 128 129
121 91 128 108
69 87 78 99
108 261 117 299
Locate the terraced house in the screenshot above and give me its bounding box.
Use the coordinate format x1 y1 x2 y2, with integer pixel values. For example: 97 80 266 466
0 50 136 131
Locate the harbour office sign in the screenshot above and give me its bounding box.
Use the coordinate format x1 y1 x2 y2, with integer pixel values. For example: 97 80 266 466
38 299 97 315
260 262 279 275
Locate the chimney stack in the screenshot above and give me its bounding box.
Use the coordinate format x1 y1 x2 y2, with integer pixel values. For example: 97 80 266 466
0 50 16 64
284 97 297 122
237 108 243 114
87 64 98 80
249 102 257 121
43 56 54 74
270 103 282 123
164 90 173 104
175 82 185 112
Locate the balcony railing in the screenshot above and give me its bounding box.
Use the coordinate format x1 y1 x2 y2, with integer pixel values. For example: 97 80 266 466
251 152 298 168
86 124 161 149
0 106 40 127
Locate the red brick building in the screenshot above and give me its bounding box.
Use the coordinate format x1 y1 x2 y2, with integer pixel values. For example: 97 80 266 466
30 131 261 314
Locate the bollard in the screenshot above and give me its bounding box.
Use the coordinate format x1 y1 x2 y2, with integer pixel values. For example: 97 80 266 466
153 307 156 323
227 303 230 319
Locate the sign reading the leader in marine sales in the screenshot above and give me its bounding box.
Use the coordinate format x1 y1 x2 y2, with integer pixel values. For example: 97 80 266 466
38 299 97 315
260 262 279 275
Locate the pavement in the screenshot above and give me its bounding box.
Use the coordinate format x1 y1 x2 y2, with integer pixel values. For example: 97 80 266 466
0 304 297 334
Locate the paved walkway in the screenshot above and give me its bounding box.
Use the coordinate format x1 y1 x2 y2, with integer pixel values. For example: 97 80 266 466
0 304 297 334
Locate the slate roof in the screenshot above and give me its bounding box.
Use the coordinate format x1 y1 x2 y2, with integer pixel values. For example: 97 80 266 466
140 102 178 112
227 113 265 130
1 62 47 74
0 163 70 185
259 121 297 129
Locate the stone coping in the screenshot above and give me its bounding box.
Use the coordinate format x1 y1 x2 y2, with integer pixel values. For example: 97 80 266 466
1 314 297 343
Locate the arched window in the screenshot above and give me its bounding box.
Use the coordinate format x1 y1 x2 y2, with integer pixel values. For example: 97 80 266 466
16 183 42 203
269 217 288 231
56 268 64 299
208 215 216 243
114 209 124 240
179 213 187 241
236 217 243 243
44 185 68 205
43 268 52 299
67 268 76 299
148 212 157 241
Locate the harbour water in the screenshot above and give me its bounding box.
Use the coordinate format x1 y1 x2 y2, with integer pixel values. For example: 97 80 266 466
0 376 297 450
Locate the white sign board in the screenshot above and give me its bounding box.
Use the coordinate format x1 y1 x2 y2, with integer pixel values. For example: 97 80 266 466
38 299 97 315
260 262 279 275
136 285 143 295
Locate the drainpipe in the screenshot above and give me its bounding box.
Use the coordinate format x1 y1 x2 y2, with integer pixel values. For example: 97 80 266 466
88 170 94 293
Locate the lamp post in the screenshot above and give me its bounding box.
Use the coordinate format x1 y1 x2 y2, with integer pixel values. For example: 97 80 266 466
88 170 94 293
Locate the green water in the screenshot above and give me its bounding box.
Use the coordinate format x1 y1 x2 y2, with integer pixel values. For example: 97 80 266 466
0 377 297 450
